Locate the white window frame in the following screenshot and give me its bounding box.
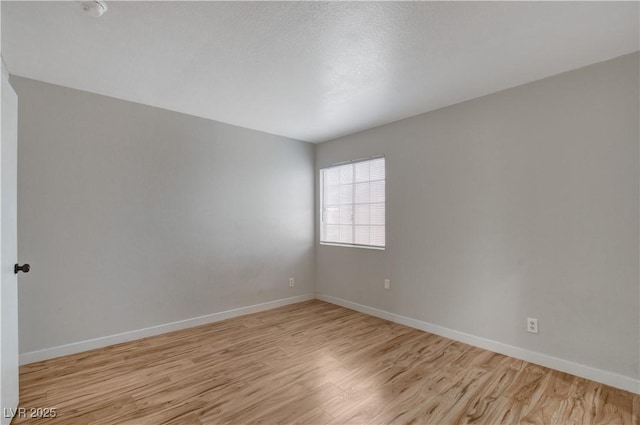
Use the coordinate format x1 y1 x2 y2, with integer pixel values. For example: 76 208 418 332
319 155 385 250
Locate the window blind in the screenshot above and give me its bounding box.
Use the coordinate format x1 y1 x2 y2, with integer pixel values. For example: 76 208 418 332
320 156 385 248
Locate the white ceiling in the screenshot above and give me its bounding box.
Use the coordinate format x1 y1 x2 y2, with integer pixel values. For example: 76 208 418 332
2 1 638 143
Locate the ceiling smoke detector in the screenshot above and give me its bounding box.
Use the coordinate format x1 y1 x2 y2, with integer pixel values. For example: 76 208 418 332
78 1 108 18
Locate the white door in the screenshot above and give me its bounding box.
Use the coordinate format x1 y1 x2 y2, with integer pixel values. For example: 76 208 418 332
0 65 20 425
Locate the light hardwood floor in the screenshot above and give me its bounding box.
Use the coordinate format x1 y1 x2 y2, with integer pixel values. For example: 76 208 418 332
14 300 639 424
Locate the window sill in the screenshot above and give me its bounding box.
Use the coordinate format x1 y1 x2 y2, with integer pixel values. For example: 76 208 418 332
319 242 385 251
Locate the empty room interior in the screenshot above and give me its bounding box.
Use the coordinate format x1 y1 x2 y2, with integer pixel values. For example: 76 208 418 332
1 1 639 424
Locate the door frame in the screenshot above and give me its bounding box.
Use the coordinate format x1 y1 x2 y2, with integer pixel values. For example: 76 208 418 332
0 56 20 425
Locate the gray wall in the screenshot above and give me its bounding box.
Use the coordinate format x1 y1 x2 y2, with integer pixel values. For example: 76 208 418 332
316 53 639 380
13 77 315 354
12 53 640 382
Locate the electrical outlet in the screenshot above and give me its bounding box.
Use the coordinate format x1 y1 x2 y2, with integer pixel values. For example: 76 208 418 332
384 279 390 290
289 278 295 287
527 318 538 334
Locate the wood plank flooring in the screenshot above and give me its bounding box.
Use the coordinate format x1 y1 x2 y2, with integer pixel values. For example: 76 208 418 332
14 300 639 424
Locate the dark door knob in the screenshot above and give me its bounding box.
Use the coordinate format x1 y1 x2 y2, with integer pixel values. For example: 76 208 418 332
14 264 30 274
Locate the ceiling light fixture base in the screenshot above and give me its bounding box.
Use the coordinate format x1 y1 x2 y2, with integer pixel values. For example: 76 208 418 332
78 1 107 18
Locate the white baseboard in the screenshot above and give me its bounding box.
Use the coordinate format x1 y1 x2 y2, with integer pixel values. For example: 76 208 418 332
20 291 639 395
316 293 640 395
19 294 315 366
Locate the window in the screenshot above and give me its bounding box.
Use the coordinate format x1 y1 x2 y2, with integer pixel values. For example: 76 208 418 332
320 156 385 249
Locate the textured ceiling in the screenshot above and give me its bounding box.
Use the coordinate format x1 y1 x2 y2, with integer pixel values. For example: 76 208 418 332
2 1 639 143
